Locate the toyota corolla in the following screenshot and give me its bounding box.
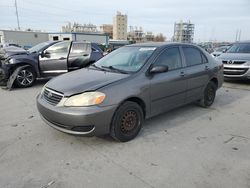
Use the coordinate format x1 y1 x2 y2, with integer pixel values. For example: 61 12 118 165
37 43 223 142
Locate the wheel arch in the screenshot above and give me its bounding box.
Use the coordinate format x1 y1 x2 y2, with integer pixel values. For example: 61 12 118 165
10 63 37 77
210 77 218 89
118 96 147 119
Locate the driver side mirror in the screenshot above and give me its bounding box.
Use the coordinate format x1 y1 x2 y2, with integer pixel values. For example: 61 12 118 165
149 65 169 74
40 51 50 58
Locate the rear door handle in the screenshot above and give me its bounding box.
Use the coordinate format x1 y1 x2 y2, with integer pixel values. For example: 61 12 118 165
59 57 66 60
180 71 185 77
205 66 210 70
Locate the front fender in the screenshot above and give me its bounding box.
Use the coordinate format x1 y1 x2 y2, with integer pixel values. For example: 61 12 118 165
6 65 31 90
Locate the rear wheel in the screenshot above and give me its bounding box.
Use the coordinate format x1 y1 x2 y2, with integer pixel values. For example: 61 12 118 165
199 81 217 107
15 67 36 88
110 101 143 142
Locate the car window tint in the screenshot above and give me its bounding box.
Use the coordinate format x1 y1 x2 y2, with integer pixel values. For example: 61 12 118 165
201 52 208 63
70 43 91 54
155 47 182 70
46 41 70 57
183 47 203 66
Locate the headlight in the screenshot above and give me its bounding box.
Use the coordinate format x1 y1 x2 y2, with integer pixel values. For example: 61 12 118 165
7 58 15 64
40 85 46 94
245 61 250 66
64 92 106 107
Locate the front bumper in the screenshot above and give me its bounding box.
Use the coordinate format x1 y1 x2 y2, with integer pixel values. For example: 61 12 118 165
0 61 11 86
36 94 117 136
223 64 250 80
0 68 7 86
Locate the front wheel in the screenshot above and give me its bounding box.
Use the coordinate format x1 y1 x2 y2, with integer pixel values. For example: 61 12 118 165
198 81 217 107
110 101 144 142
15 68 36 88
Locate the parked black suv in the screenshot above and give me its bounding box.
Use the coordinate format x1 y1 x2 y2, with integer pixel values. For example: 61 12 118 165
0 41 103 88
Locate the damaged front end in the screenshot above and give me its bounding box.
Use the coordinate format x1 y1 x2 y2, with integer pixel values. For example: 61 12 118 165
0 58 30 90
0 61 8 87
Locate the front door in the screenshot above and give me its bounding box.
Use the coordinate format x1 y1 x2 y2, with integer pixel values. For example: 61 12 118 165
149 47 188 117
39 41 71 77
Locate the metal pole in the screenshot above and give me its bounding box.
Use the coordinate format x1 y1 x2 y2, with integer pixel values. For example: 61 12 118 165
235 30 238 42
238 30 241 41
14 0 20 30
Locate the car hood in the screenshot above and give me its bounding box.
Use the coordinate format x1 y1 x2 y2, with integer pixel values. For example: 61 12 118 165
0 47 28 59
218 53 250 61
46 68 130 96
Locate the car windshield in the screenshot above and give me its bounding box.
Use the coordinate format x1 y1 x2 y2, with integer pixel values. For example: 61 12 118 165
226 43 250 53
28 42 52 53
216 46 228 52
94 46 156 73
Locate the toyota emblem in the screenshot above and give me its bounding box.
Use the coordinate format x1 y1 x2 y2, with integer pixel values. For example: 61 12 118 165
47 92 53 98
227 60 233 64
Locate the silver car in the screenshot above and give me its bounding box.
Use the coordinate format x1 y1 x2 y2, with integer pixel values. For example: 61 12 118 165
211 45 231 57
217 42 250 80
37 43 223 142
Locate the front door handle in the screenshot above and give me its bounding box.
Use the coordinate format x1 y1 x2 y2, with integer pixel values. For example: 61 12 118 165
180 71 185 77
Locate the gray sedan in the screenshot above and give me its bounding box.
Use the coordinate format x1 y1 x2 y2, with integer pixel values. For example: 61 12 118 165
37 43 223 142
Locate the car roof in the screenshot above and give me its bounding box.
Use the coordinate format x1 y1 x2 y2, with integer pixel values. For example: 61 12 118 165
233 41 250 44
127 42 198 48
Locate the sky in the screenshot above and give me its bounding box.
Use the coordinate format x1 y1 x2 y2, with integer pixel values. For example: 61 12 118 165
0 0 250 42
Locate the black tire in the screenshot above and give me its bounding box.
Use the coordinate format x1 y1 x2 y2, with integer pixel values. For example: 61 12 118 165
15 67 36 88
110 101 144 142
199 81 217 107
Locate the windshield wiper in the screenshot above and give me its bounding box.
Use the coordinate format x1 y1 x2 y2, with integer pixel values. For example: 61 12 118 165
101 66 128 74
89 64 107 71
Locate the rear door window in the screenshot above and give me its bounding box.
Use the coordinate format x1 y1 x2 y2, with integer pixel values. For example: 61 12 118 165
70 42 91 55
182 47 203 66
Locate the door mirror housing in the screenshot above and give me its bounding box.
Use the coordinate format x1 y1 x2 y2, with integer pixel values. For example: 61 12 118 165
41 51 50 58
149 65 168 74
222 49 227 53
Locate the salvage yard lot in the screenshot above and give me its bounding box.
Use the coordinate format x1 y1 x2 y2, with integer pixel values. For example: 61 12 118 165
0 80 250 188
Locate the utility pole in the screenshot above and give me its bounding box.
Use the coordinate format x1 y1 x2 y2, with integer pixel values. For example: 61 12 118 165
235 30 239 42
238 30 241 41
14 0 20 30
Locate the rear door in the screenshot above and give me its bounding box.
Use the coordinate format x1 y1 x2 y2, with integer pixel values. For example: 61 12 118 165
39 41 71 76
181 46 210 102
149 46 188 116
68 42 92 70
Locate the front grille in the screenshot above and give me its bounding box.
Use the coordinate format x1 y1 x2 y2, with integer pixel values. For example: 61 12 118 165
224 67 249 76
43 88 63 106
222 60 246 65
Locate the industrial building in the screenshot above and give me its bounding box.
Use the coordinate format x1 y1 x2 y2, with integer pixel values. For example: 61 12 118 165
61 22 98 33
128 26 144 43
48 32 109 45
0 30 49 48
173 21 194 43
100 24 113 39
113 11 128 40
